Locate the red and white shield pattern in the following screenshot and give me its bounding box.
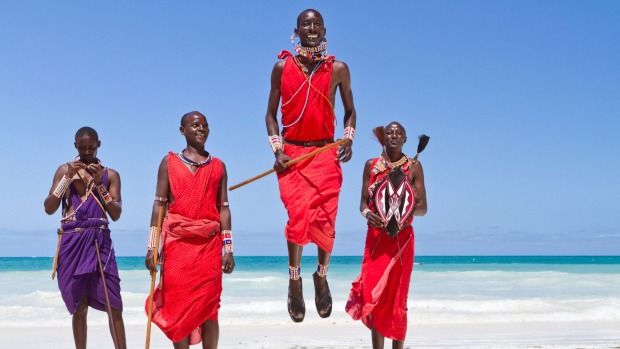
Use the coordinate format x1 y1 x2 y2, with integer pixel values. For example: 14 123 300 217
373 174 416 236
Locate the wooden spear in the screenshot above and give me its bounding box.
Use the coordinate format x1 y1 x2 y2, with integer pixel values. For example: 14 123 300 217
145 204 165 349
229 138 348 191
94 238 120 349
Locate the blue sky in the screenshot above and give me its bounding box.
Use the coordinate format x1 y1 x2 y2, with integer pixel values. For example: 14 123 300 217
1 1 618 256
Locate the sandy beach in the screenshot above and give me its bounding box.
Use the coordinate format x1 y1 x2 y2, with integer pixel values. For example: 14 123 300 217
2 319 618 348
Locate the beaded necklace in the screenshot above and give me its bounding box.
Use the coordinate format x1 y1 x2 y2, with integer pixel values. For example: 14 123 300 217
178 149 212 167
372 154 410 174
290 35 329 61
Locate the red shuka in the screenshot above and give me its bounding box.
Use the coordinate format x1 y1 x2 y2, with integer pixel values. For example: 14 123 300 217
145 152 223 345
345 158 416 341
279 50 336 141
277 50 342 253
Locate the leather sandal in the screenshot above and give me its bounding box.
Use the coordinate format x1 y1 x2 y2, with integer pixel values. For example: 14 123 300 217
313 271 332 318
287 277 305 323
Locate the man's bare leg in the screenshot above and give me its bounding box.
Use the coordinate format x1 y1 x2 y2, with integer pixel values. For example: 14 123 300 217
173 337 190 349
287 241 303 268
287 241 304 321
371 328 404 349
317 246 331 267
72 295 89 349
110 308 127 349
371 328 385 349
392 339 404 349
201 320 219 349
171 320 219 349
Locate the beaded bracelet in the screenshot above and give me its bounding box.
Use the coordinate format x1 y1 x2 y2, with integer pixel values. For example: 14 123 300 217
268 135 283 153
344 126 355 142
154 196 168 203
97 185 113 205
147 226 158 251
222 230 233 253
53 175 71 199
361 208 371 218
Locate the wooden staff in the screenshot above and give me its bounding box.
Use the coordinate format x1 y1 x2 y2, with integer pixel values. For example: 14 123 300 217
51 229 62 279
145 205 165 349
229 138 349 191
94 238 120 349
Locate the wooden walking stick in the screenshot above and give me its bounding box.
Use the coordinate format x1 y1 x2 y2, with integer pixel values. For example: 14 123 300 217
229 138 349 191
145 204 165 349
51 229 62 279
94 238 120 349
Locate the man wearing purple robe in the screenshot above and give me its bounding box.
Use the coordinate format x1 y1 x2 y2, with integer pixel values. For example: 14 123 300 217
44 127 127 349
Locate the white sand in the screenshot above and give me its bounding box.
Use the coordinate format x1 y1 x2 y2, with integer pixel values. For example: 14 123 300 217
1 320 618 348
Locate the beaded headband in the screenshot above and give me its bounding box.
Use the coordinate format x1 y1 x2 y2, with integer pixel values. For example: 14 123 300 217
290 34 329 61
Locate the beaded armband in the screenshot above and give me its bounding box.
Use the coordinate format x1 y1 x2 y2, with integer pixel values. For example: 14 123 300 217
147 226 158 251
268 135 283 153
154 196 168 203
222 230 233 253
97 185 113 205
344 126 355 142
53 175 71 199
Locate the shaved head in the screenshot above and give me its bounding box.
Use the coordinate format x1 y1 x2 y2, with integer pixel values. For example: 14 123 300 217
75 126 98 141
297 9 323 28
386 121 406 136
180 111 206 126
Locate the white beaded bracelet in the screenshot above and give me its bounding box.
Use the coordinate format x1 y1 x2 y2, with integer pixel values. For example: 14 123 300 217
147 226 158 251
268 135 283 153
344 126 355 142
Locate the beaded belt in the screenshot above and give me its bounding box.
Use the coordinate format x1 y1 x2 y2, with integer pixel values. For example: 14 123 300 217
60 217 109 234
59 226 108 234
284 138 334 147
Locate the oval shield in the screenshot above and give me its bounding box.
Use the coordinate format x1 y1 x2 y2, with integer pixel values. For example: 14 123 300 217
373 168 416 237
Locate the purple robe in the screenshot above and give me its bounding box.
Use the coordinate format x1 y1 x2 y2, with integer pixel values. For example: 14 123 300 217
57 169 123 314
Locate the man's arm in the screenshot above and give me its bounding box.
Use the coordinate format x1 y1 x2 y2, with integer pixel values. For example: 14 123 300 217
102 168 122 221
334 61 356 162
44 162 85 215
145 155 170 273
218 162 235 274
265 61 291 173
360 159 383 228
411 160 427 216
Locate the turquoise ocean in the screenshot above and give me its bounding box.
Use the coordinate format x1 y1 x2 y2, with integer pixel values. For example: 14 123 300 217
1 256 619 328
